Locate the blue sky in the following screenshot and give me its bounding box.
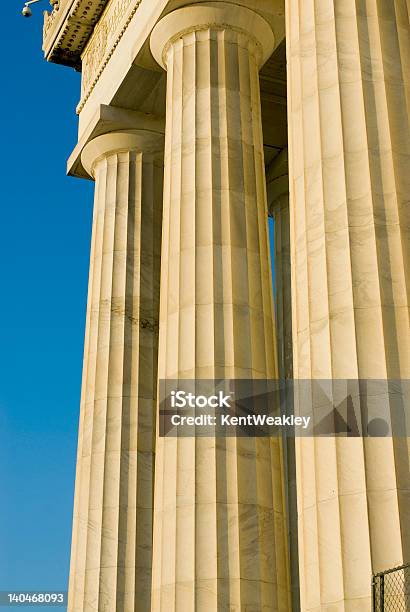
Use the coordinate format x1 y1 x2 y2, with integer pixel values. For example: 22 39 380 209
0 3 276 610
0 2 93 609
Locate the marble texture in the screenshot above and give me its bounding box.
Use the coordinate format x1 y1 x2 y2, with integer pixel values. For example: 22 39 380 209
150 4 291 611
67 130 164 612
286 0 410 610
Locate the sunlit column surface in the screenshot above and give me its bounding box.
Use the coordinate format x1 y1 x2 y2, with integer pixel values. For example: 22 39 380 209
150 4 291 611
286 0 410 610
67 131 164 612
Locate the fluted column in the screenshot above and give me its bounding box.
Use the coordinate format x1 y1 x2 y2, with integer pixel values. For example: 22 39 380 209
267 151 300 612
271 195 293 379
67 130 164 612
267 149 293 382
150 4 290 611
286 1 410 610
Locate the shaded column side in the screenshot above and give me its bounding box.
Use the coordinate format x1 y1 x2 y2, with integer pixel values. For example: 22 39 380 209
267 150 300 612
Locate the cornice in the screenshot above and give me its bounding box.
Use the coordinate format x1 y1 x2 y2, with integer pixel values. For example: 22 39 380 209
42 0 110 68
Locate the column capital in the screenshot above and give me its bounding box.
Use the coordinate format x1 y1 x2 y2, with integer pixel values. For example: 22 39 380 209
81 129 165 178
150 2 275 70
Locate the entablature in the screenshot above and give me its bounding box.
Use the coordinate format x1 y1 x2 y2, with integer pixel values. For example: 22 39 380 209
43 0 287 182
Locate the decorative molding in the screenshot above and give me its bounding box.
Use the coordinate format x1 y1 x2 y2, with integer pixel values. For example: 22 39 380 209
42 0 110 68
76 0 142 114
81 0 136 95
42 0 61 41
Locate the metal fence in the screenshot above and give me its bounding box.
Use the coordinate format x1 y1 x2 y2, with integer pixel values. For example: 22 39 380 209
373 564 410 612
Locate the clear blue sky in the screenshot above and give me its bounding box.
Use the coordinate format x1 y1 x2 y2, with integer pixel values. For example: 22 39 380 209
0 2 93 609
0 4 276 611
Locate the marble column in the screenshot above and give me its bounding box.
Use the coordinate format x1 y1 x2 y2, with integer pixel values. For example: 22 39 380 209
271 195 293 379
267 149 293 382
67 130 164 612
267 150 300 612
286 1 410 610
150 4 290 611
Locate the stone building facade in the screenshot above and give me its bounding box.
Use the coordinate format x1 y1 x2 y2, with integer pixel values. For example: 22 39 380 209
41 1 409 611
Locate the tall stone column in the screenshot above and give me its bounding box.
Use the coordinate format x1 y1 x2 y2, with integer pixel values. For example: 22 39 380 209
267 150 300 612
286 1 410 610
150 4 290 611
267 149 293 382
67 131 164 612
271 194 292 379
